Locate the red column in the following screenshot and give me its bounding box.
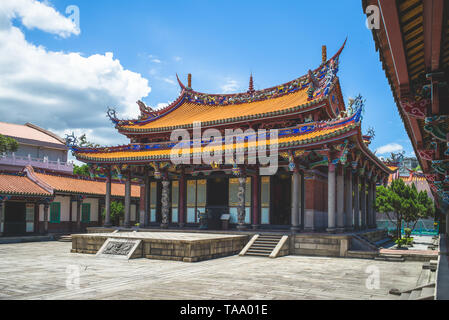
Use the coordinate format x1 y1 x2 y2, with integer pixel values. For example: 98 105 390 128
178 172 185 227
252 169 260 229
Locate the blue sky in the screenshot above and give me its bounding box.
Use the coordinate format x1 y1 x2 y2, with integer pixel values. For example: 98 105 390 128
1 0 413 159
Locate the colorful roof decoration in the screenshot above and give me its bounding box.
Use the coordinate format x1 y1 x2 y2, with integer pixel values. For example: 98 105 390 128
74 104 364 163
110 41 346 133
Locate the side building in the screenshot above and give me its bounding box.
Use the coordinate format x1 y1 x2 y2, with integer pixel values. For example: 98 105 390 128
0 166 140 237
0 121 73 174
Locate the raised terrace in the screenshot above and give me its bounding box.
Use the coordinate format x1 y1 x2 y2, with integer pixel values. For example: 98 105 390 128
71 232 249 262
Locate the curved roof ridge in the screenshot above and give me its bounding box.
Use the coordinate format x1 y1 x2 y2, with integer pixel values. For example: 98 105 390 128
114 40 347 128
176 39 346 98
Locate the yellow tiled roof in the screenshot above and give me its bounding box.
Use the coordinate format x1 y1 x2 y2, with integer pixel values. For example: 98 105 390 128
76 120 357 162
121 88 323 131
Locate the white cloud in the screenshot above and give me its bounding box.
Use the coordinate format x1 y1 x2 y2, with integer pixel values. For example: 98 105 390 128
1 0 79 37
0 0 151 147
376 143 404 155
220 78 239 93
174 56 182 62
151 58 161 64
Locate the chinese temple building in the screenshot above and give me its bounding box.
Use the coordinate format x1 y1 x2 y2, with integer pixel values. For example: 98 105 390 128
69 42 392 233
363 0 449 234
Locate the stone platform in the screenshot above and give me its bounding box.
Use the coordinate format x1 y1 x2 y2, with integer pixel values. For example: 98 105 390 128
71 232 249 262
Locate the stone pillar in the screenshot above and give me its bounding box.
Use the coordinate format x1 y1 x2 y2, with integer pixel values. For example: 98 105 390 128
252 170 260 230
43 203 49 234
104 168 112 227
179 172 185 228
76 199 81 231
237 176 247 230
360 177 367 229
345 168 353 230
160 179 170 229
0 200 3 236
336 166 345 231
300 171 305 230
124 171 131 228
367 180 374 228
446 214 449 235
353 173 360 230
291 170 300 232
373 181 377 229
327 164 336 232
142 173 150 227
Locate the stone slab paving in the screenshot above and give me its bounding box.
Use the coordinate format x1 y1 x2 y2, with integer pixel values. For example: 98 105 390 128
0 241 423 300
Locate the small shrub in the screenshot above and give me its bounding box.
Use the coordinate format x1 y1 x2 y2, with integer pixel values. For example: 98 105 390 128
404 228 412 238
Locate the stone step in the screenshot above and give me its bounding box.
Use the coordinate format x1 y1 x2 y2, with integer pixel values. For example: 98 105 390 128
399 292 411 300
256 236 280 240
245 252 271 257
379 253 403 258
417 269 431 286
258 235 282 237
250 245 277 250
420 286 435 299
374 256 405 262
254 240 278 244
422 262 437 271
409 289 422 300
429 270 436 284
247 249 273 254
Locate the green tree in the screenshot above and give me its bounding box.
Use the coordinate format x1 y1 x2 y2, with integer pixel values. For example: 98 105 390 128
102 201 124 226
73 164 91 177
375 179 435 247
0 134 18 154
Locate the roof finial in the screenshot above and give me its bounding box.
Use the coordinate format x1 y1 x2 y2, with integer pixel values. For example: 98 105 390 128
322 45 327 64
248 73 255 94
187 73 192 88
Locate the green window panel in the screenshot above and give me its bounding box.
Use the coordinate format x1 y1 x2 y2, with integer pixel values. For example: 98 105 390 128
81 203 91 223
50 202 61 223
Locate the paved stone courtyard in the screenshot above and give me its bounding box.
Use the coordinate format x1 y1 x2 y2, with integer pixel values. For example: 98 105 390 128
0 241 423 300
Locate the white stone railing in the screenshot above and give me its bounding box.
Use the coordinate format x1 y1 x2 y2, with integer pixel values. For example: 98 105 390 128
0 153 74 173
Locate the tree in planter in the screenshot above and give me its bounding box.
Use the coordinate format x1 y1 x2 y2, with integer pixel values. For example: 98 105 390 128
102 201 124 226
375 179 435 248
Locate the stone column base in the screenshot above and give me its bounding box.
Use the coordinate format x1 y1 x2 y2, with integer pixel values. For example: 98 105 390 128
326 227 337 233
251 224 259 230
178 223 185 228
236 224 247 231
160 223 168 229
290 226 301 233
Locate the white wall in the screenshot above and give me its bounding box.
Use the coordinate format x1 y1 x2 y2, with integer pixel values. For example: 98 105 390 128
38 196 100 222
82 198 99 222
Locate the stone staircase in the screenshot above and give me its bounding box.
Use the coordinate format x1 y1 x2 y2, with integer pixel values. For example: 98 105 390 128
241 234 284 257
56 234 73 242
390 261 437 300
352 234 379 252
375 253 405 262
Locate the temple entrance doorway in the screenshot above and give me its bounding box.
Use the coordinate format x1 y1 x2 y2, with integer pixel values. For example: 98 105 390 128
271 173 291 226
206 176 229 229
4 201 26 236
